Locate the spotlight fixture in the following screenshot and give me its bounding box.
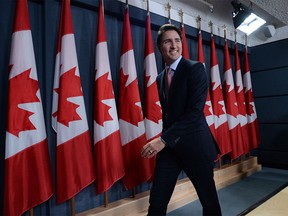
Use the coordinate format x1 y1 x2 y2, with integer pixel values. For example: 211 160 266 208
231 1 266 35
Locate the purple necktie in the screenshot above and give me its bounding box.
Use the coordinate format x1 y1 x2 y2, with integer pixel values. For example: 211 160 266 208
165 66 173 98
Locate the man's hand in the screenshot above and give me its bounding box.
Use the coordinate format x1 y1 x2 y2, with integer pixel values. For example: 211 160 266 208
141 137 165 159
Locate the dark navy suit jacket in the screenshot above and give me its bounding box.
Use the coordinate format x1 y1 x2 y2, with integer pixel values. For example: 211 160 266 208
157 57 220 164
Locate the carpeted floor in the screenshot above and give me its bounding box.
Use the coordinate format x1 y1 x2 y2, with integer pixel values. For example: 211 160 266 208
167 167 288 216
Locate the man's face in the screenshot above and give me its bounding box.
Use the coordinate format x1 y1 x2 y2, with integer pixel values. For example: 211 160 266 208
159 30 182 65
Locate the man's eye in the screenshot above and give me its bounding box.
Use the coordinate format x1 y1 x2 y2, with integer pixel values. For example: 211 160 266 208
163 40 170 44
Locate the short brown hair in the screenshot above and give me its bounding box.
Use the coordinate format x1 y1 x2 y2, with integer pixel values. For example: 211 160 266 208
156 24 182 46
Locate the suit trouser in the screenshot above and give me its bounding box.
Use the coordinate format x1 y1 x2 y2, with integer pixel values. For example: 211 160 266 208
148 148 222 216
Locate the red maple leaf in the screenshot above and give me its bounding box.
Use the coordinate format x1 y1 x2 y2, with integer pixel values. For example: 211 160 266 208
53 67 83 126
204 92 213 116
94 72 114 126
210 82 225 118
235 86 247 116
245 89 255 116
118 68 143 126
235 85 241 95
143 75 162 123
224 82 238 118
7 67 40 137
204 101 212 116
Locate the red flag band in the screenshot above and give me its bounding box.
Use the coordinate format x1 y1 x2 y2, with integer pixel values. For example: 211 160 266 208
52 0 95 204
234 42 250 154
243 47 261 149
94 0 125 194
209 34 232 157
198 30 216 139
4 0 53 215
181 23 190 59
223 40 244 159
118 6 152 189
143 12 162 180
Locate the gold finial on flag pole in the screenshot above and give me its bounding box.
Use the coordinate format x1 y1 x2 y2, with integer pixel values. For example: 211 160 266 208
179 9 184 24
165 2 171 23
222 24 227 39
196 15 201 30
208 21 213 34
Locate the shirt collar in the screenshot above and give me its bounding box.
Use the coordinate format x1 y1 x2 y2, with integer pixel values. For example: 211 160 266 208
166 56 182 71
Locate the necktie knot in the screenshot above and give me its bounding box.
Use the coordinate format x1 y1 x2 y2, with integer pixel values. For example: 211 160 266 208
167 67 173 76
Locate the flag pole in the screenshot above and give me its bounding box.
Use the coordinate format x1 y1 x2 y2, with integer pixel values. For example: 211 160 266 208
218 158 222 168
223 24 227 40
71 197 75 216
132 188 136 198
245 34 248 47
29 208 34 216
196 15 201 30
209 20 213 35
165 2 171 24
179 9 183 25
104 191 109 207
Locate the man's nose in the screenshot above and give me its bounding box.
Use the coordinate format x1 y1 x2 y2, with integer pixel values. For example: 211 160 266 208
171 40 176 48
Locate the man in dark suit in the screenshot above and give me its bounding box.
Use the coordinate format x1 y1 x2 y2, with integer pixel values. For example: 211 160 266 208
141 24 222 216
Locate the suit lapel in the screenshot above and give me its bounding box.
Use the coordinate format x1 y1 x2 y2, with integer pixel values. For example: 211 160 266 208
159 69 167 102
168 58 185 96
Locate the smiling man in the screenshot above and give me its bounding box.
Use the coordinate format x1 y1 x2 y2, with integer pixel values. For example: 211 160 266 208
141 24 222 216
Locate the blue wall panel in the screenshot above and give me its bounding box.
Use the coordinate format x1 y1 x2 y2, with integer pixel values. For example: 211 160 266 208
252 67 288 97
258 124 288 151
250 38 288 169
255 96 288 123
250 39 288 71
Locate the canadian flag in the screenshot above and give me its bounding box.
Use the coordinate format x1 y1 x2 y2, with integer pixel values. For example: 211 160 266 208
198 30 216 138
118 5 152 189
223 40 244 159
4 0 53 215
52 0 95 203
181 23 190 59
94 0 125 194
143 12 162 179
209 34 232 157
234 42 250 154
243 46 261 149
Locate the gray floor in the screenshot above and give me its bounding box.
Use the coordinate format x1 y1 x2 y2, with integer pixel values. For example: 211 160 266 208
167 167 288 216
